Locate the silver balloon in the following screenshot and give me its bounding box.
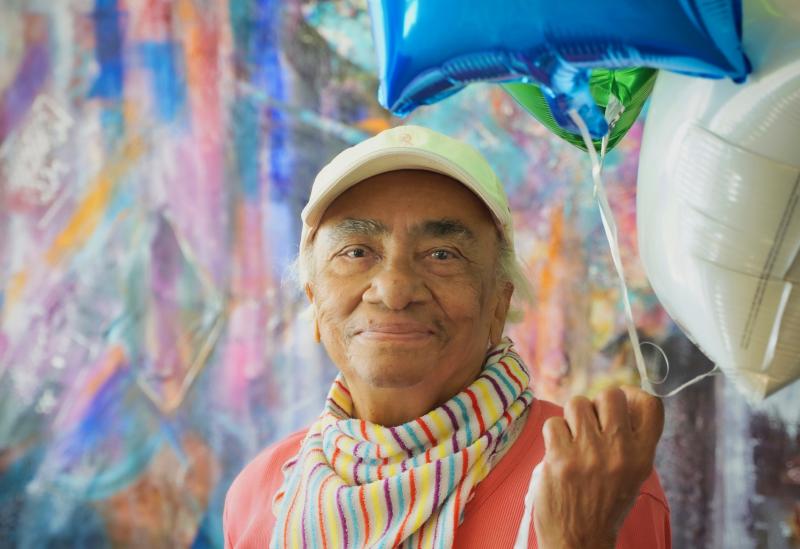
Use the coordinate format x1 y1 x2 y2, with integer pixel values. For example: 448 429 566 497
637 0 800 400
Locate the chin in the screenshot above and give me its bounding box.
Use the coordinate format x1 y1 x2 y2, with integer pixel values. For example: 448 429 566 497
364 374 428 389
348 353 433 389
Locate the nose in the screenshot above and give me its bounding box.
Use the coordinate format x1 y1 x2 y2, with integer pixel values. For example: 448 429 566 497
362 255 430 310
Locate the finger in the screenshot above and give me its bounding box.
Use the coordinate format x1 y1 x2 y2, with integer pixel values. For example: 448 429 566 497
542 416 572 454
619 385 665 443
563 396 601 440
594 387 631 434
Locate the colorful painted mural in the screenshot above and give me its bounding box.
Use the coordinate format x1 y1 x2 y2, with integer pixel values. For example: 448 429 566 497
0 0 798 547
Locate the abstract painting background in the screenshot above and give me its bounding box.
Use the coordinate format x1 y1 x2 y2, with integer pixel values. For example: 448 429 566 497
0 1 798 547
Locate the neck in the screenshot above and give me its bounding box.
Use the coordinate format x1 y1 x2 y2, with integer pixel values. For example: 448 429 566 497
344 364 484 427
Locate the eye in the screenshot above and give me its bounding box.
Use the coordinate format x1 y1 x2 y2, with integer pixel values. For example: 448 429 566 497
430 249 456 260
343 247 369 259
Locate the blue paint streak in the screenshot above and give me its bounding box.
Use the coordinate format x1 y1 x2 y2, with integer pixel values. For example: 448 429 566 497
231 97 261 199
229 0 289 199
56 365 131 467
138 41 187 122
89 0 125 100
55 433 162 501
254 0 289 200
0 445 45 501
50 363 163 500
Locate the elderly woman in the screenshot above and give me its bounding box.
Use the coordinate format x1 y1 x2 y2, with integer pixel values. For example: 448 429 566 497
224 126 670 548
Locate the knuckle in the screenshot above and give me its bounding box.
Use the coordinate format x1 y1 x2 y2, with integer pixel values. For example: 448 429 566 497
604 424 625 439
607 454 629 476
566 395 591 414
584 455 601 473
652 396 666 418
542 416 566 435
598 386 625 407
543 416 563 429
547 457 576 479
640 392 663 412
643 398 665 428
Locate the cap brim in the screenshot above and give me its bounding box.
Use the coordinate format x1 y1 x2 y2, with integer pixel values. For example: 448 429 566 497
301 147 507 243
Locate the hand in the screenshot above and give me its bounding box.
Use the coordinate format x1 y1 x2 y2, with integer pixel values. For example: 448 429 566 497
532 386 665 549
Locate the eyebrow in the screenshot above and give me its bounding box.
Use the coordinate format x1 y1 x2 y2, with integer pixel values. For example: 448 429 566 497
326 217 477 243
328 218 389 241
416 219 477 242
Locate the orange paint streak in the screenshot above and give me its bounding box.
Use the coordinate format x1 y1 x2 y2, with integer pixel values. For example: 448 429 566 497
45 137 145 266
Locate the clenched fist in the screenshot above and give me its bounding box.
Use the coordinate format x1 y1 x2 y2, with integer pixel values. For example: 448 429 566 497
533 386 665 549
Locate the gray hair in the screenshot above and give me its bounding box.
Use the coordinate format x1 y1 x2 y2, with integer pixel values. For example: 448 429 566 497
496 237 533 323
287 234 533 324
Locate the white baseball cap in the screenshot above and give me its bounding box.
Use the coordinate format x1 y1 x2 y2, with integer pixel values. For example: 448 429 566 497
300 125 514 250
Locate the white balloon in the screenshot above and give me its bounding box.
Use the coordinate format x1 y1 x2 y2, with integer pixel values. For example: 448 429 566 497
637 0 800 400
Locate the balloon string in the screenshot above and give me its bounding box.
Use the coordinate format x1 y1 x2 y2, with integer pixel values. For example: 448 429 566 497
569 105 722 399
513 105 660 549
514 100 721 549
655 363 721 397
568 106 656 395
600 95 623 165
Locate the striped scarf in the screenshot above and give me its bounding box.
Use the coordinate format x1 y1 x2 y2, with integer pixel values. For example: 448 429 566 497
270 338 534 548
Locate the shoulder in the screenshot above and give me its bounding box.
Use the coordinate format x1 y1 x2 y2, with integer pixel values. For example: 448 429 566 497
530 398 564 422
515 398 563 448
509 398 563 451
228 428 308 498
223 428 308 548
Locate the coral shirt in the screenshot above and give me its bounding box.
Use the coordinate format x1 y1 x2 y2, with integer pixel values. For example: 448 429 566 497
224 399 671 548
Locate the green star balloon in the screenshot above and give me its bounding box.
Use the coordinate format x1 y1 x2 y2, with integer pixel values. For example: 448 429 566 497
503 68 658 152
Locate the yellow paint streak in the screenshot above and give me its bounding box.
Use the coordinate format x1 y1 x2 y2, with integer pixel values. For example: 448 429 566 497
84 345 126 398
45 136 145 266
3 271 28 312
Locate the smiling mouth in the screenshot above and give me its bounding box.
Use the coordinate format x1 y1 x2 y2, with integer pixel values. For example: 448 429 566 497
354 324 436 343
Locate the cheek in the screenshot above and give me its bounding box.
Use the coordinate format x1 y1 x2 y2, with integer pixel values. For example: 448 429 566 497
315 298 347 365
314 279 363 339
433 276 487 325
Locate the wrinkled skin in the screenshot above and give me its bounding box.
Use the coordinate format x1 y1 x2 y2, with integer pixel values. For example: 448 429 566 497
306 169 512 427
534 386 665 548
306 169 665 546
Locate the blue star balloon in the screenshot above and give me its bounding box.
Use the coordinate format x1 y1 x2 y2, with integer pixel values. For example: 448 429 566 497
368 0 750 138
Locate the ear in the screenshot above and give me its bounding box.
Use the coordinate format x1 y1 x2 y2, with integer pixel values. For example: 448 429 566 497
304 283 315 303
489 282 514 346
313 317 321 343
305 283 321 343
